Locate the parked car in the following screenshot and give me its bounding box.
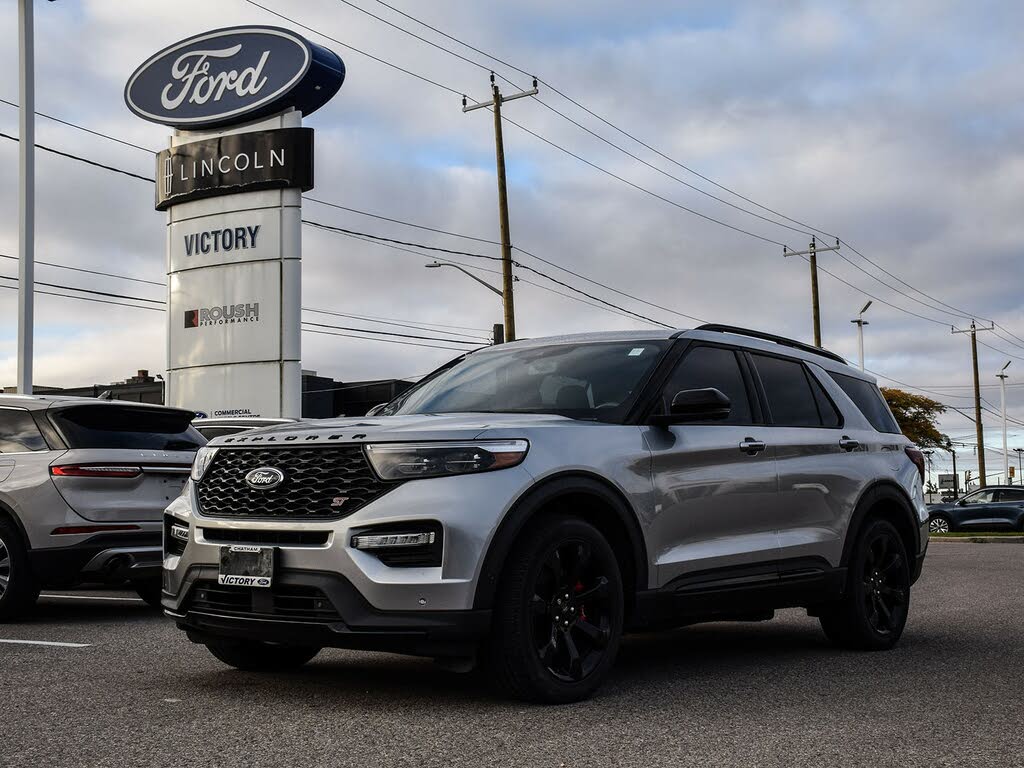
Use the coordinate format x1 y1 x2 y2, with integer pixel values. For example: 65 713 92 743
927 486 1024 532
0 395 205 618
192 417 298 441
163 325 929 703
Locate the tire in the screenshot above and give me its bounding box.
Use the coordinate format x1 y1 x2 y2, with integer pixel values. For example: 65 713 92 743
204 639 321 671
487 515 624 704
820 518 911 651
132 580 164 610
928 515 951 534
0 518 40 622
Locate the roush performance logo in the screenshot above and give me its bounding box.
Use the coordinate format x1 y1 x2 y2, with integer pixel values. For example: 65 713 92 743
184 303 260 328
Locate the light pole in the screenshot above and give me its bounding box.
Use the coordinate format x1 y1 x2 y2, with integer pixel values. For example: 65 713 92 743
997 360 1011 483
17 0 36 394
850 300 872 371
425 262 505 343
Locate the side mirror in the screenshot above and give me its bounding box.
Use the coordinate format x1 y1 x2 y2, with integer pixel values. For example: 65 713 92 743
365 403 388 417
651 388 731 426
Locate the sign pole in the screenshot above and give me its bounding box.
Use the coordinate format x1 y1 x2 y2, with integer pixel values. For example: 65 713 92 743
17 0 34 394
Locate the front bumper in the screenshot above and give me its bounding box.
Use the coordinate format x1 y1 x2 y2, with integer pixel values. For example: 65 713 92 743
167 566 490 657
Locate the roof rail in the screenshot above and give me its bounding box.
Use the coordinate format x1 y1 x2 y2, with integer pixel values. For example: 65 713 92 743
694 324 847 365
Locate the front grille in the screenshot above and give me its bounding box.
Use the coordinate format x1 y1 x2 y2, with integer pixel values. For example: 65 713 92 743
188 581 341 622
200 528 330 547
196 446 395 520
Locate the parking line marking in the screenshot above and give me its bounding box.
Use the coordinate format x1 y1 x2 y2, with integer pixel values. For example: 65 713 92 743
39 593 144 602
0 639 91 648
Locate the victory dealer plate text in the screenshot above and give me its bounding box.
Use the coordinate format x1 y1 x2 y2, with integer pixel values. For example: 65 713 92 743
218 545 274 587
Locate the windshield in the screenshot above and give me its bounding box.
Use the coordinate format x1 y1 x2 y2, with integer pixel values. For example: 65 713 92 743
383 340 670 420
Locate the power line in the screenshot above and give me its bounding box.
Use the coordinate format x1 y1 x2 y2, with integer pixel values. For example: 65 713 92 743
0 131 154 183
333 0 815 242
243 0 469 98
0 273 163 304
0 282 163 313
303 219 676 328
364 0 840 241
303 196 501 245
302 307 491 335
302 326 471 352
0 253 163 288
301 319 480 346
0 97 156 154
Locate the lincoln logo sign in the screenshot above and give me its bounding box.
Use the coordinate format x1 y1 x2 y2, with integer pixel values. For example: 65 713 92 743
124 26 345 129
244 467 285 490
156 127 314 210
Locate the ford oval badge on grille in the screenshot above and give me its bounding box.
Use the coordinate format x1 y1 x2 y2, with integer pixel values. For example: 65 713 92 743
244 467 284 490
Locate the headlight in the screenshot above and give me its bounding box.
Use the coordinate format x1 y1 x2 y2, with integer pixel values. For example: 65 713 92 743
365 440 528 481
191 446 219 482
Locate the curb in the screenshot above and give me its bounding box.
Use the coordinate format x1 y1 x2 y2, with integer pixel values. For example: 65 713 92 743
929 535 1024 544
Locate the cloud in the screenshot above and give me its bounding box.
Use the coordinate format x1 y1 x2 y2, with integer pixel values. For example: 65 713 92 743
0 0 1022 476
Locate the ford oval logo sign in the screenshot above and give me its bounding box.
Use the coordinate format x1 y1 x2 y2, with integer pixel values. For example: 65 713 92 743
244 467 285 490
125 26 345 129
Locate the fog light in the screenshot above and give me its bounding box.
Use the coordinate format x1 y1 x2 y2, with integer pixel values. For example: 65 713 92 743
351 532 435 550
170 523 190 543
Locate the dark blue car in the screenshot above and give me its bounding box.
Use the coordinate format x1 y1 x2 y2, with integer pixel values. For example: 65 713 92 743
928 486 1024 533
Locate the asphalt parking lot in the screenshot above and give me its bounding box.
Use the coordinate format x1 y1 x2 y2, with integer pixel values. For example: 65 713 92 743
0 543 1021 768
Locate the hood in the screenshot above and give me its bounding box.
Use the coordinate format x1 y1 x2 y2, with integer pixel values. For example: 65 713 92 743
207 412 580 447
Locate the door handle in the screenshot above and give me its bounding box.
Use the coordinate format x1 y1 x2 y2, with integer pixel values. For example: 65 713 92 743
739 438 766 455
839 436 860 451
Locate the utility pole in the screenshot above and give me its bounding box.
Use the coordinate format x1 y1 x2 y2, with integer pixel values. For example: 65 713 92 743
850 300 872 371
463 74 538 343
783 237 840 348
997 360 1011 484
949 446 959 497
952 321 995 487
17 0 35 394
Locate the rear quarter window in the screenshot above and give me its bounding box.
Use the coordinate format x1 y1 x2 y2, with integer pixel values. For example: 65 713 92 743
827 372 901 433
0 408 48 452
50 405 206 451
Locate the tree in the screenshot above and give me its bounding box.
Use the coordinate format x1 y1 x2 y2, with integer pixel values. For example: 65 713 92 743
880 387 948 448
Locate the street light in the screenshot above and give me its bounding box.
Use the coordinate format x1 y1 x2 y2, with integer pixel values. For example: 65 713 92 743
997 360 1011 483
424 261 506 343
850 300 872 371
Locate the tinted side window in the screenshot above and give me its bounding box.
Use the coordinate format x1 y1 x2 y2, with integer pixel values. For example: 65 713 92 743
0 409 48 453
997 489 1024 502
808 371 842 428
661 346 753 425
828 372 900 433
751 354 821 427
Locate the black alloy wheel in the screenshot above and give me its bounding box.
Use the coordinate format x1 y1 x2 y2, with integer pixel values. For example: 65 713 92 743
531 541 613 683
488 515 624 703
0 519 40 621
860 526 909 637
819 518 911 650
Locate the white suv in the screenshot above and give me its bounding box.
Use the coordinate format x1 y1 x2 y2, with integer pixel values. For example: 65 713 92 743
163 326 928 702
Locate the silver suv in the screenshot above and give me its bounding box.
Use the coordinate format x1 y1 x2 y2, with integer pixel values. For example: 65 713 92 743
164 325 928 702
0 395 203 618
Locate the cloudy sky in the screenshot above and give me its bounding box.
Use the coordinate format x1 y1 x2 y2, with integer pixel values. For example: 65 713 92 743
1 0 1023 481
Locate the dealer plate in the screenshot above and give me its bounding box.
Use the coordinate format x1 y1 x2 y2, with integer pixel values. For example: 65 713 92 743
218 545 274 588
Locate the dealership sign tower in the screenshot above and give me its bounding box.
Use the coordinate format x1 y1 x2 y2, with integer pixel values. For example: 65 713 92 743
125 26 344 418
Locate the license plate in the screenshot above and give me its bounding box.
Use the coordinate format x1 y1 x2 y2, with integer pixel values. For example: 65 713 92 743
218 545 274 588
